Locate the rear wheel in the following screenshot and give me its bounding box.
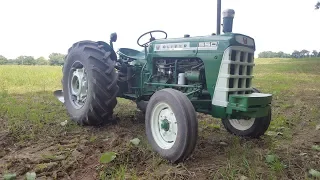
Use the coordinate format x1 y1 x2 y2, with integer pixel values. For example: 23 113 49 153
221 88 272 138
62 40 119 126
145 88 198 163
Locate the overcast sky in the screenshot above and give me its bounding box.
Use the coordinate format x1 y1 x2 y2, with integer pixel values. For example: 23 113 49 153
0 0 319 59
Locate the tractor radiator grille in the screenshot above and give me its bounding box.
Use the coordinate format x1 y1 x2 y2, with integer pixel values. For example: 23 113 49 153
212 46 255 107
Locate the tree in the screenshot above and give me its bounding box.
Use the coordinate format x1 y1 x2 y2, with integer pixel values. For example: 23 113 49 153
48 53 65 66
36 56 48 65
5 59 17 65
300 49 309 57
312 50 318 57
15 56 36 65
276 51 284 58
258 51 274 58
292 50 300 58
258 51 291 58
0 55 8 65
316 1 320 9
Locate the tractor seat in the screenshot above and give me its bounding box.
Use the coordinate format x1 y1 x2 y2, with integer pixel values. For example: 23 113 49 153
117 48 145 60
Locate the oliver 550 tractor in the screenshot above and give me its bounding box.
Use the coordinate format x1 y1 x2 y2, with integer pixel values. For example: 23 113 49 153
54 6 272 163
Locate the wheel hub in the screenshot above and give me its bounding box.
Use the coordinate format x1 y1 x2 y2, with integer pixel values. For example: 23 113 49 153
158 108 177 142
150 102 178 149
229 118 255 131
70 67 88 108
161 119 170 131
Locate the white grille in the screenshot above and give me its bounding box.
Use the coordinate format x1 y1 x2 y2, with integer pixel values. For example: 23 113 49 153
212 46 255 107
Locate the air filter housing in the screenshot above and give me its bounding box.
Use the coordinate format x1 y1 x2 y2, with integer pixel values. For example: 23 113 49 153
222 9 235 33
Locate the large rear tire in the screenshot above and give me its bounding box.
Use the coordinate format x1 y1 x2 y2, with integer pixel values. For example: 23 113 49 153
62 40 119 126
145 88 198 163
221 88 272 138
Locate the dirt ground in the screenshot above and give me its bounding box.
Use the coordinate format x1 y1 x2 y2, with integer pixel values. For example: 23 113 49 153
0 97 319 180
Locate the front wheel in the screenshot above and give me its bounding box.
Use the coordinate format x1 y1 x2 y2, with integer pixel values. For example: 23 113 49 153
145 89 198 163
221 88 272 138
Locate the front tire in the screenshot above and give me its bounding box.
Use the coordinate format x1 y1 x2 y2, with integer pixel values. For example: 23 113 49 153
221 88 272 138
145 88 198 163
62 40 119 126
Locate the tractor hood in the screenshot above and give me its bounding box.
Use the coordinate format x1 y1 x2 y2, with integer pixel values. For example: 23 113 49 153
149 33 255 54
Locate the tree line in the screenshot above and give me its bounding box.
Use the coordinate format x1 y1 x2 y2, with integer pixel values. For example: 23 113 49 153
0 53 65 66
258 50 320 58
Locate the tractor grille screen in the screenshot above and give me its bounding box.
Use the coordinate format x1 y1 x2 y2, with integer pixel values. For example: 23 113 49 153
228 49 254 95
229 50 253 95
212 46 256 107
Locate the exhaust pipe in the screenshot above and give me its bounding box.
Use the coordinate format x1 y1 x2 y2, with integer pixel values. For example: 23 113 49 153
216 0 221 35
222 9 235 33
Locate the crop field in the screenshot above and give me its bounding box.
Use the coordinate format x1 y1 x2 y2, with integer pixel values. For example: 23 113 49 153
0 58 319 180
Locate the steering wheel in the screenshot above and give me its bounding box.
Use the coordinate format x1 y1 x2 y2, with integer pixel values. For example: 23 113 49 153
137 30 167 47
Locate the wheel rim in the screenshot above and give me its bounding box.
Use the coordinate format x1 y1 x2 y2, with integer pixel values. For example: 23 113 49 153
150 102 178 149
68 61 88 109
229 118 255 131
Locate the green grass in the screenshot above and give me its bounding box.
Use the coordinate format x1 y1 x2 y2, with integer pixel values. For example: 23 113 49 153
0 58 320 180
0 65 72 141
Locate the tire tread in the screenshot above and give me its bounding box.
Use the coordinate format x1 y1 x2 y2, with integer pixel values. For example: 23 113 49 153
63 40 118 126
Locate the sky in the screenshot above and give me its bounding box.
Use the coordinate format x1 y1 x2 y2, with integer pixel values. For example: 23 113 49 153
0 0 319 59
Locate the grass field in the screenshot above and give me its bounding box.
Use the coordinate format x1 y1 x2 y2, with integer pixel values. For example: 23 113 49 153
0 58 320 180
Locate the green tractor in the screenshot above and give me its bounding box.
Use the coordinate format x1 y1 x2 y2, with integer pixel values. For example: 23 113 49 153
54 5 272 163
